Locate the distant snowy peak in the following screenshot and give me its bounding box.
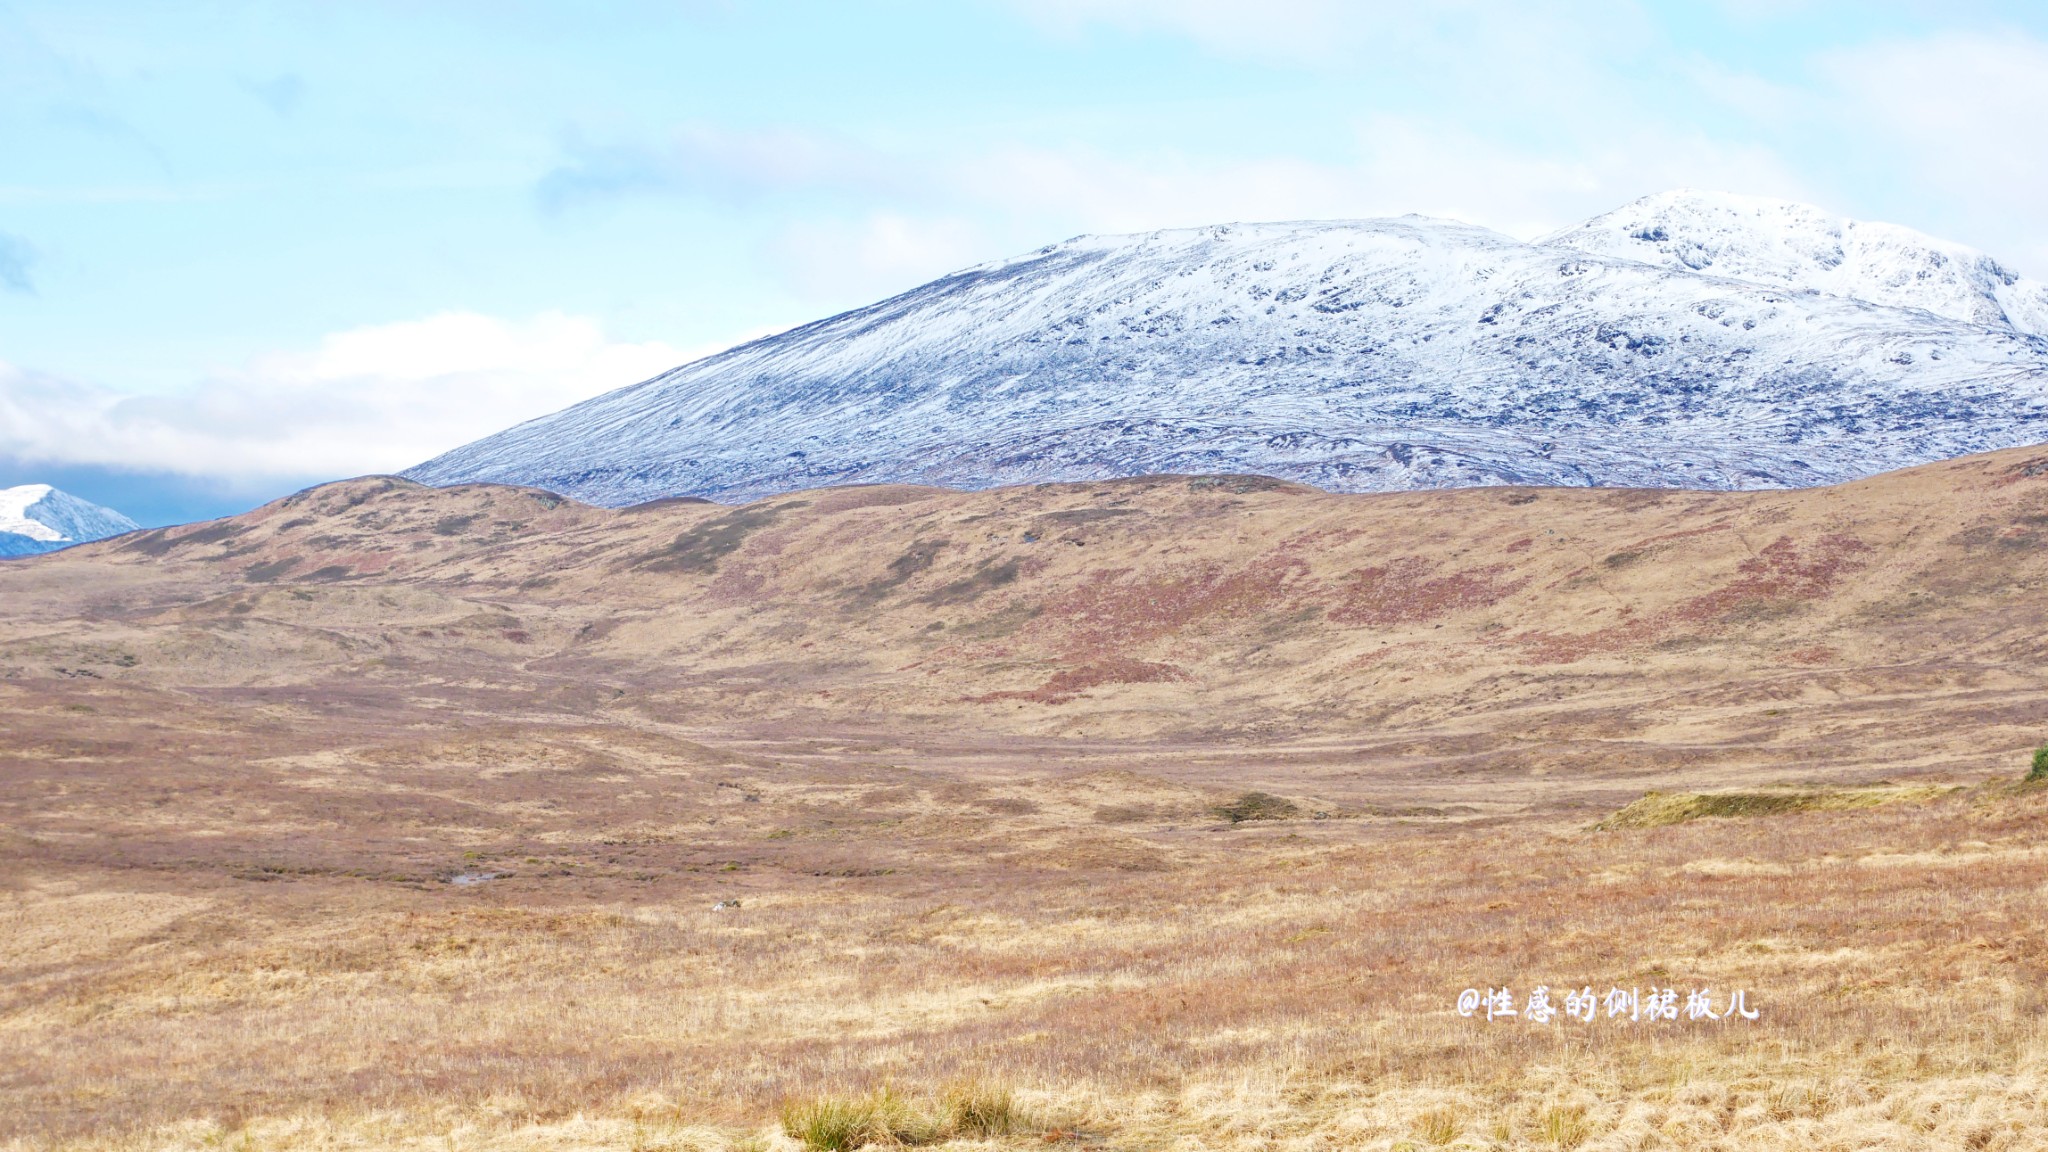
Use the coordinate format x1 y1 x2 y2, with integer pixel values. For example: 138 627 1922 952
1543 190 2048 335
0 485 141 558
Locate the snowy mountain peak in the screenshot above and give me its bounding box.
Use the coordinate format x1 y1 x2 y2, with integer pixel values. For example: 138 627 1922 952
0 485 141 558
407 191 2048 507
1542 189 2048 334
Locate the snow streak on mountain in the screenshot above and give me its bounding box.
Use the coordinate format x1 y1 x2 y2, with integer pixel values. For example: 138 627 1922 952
0 485 140 557
407 191 2048 505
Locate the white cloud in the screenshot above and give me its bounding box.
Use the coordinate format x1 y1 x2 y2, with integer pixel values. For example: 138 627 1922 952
1817 33 2048 270
537 123 918 215
532 6 1808 283
519 13 2048 323
0 311 766 481
770 212 990 301
277 311 673 388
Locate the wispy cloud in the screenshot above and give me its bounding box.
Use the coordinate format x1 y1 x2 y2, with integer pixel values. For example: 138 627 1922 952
1015 0 1655 83
1815 32 2048 267
1018 0 1368 65
0 230 34 293
239 72 306 117
768 212 990 301
536 123 917 215
533 114 1808 301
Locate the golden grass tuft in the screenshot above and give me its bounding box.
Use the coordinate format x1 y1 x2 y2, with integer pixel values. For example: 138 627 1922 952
1537 1103 1591 1149
1411 1106 1461 1145
941 1080 1023 1139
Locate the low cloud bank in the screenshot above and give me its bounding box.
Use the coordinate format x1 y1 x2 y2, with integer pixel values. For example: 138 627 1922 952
0 311 733 483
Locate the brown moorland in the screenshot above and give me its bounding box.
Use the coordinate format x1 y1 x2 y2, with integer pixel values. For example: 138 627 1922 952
4 444 2048 1150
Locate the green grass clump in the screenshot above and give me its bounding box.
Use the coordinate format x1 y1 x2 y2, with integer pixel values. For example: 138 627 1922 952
779 1095 878 1152
780 1083 1028 1149
1597 784 1953 830
779 1090 944 1151
1412 1107 1461 1145
2028 744 2048 785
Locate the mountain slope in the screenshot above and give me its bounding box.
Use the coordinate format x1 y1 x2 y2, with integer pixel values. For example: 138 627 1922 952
406 192 2048 506
0 484 139 557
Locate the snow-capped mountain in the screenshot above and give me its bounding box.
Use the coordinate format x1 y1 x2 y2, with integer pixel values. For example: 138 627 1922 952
0 485 141 557
406 191 2048 505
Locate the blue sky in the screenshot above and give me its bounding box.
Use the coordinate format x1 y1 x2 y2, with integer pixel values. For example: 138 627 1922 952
4 0 2047 524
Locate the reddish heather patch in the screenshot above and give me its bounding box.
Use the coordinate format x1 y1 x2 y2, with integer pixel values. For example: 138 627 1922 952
1504 537 1535 553
733 522 804 560
1327 558 1526 626
1517 533 1871 664
1038 557 1317 653
967 657 1191 705
1342 645 1406 671
705 566 771 604
1786 644 1836 664
1668 533 1870 625
1511 621 1658 665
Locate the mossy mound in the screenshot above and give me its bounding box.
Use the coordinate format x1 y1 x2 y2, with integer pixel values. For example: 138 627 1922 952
1597 784 1954 830
1212 791 1300 823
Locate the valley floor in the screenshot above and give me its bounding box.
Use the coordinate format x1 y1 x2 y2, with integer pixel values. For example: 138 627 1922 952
7 447 2048 1150
4 687 2045 1152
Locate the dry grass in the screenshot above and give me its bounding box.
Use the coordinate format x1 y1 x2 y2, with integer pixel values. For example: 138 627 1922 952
4 746 2046 1152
